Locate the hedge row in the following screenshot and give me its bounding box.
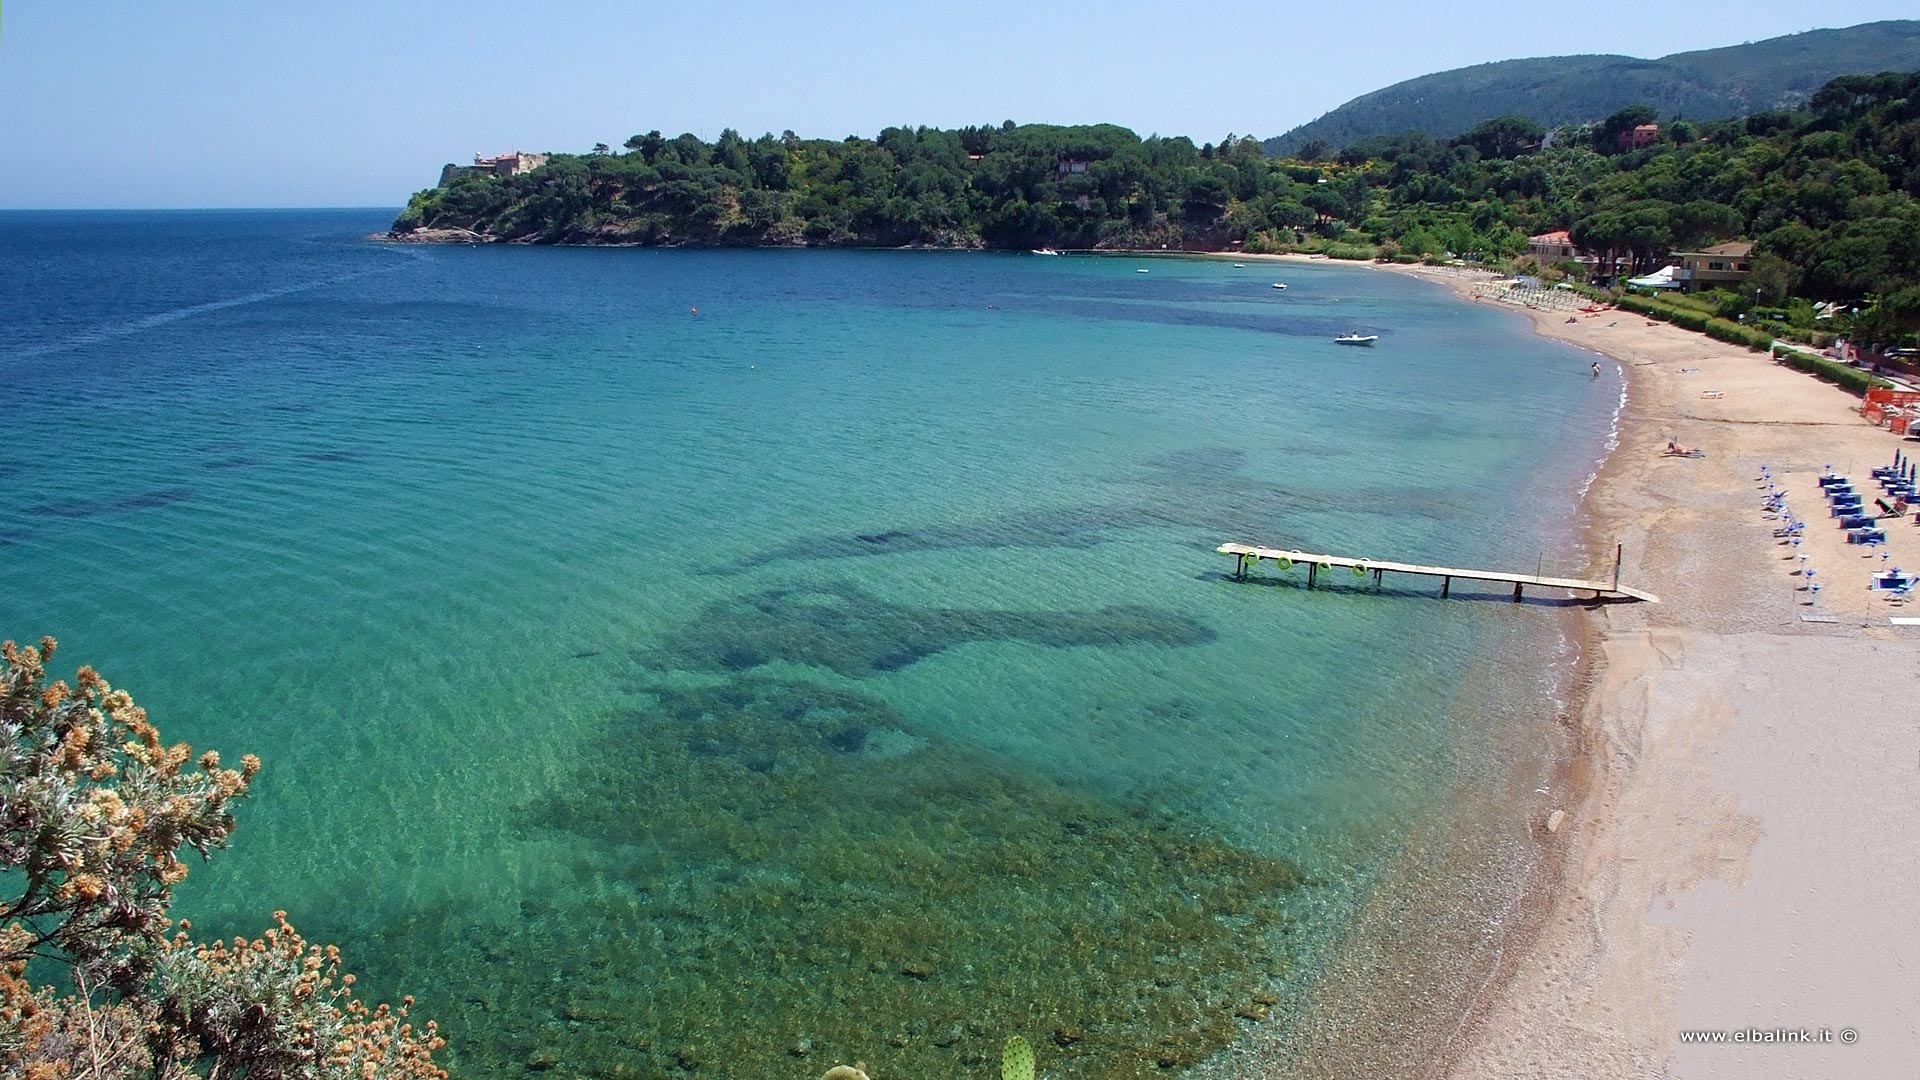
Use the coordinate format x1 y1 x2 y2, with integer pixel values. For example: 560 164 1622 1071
1615 294 1886 396
1772 347 1888 395
1615 294 1775 350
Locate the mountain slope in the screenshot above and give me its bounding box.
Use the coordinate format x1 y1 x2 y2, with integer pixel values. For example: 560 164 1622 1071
1264 20 1920 154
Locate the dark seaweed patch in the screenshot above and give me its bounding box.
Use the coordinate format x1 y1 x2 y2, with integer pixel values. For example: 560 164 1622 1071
709 449 1350 573
646 581 1213 677
345 677 1303 1080
301 449 358 463
26 487 193 519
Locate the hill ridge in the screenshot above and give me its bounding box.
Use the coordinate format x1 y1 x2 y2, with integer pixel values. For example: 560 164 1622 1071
1263 20 1920 155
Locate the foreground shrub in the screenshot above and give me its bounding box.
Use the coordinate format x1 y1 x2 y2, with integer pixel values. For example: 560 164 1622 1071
0 637 444 1079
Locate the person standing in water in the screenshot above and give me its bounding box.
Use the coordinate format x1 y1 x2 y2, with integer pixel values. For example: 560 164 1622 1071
1592 361 1602 377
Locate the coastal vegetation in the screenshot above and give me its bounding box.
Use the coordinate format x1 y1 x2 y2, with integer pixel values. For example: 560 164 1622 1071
0 638 442 1080
391 70 1920 340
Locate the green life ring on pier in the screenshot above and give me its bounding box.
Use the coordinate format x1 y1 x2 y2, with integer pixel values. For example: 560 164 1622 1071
1316 560 1333 575
1352 561 1370 579
1276 555 1294 571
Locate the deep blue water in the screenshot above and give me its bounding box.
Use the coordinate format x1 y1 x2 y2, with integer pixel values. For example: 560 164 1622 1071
0 210 1618 1078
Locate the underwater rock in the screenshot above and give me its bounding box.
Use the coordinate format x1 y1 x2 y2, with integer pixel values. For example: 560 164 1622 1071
645 581 1214 677
820 1067 869 1080
26 486 194 519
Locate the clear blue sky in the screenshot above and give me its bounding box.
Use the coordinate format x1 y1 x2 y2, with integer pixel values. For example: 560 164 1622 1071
1 2 1911 208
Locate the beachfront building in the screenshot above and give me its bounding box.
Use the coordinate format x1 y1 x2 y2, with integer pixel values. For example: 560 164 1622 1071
1527 230 1596 266
1672 241 1755 293
439 151 551 187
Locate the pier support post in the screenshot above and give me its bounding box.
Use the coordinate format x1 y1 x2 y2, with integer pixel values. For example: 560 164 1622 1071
1308 563 1317 589
1441 576 1450 598
1513 582 1524 603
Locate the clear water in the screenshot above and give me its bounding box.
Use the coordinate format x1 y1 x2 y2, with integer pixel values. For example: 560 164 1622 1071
0 211 1616 1079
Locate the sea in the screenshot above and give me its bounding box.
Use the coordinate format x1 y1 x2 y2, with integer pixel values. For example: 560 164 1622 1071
0 210 1619 1079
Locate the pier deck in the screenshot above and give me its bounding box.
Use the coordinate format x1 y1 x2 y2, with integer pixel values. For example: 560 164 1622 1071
1217 543 1660 603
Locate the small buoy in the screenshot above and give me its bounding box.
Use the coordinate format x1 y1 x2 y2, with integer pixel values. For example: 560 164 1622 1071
690 307 698 315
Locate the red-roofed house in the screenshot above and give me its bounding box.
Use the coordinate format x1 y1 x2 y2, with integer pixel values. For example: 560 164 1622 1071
1620 124 1660 150
1528 230 1593 266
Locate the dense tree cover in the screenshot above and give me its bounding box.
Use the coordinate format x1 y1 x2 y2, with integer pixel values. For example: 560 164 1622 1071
395 71 1920 338
395 123 1351 250
1 638 443 1080
1260 20 1920 155
1343 73 1920 337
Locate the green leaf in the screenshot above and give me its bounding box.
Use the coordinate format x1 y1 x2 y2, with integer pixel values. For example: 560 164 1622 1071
1003 1035 1035 1080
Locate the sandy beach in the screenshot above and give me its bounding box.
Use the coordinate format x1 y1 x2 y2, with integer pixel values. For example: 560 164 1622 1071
1344 261 1920 1078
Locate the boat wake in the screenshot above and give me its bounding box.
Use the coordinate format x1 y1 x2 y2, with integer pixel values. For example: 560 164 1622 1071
14 257 413 360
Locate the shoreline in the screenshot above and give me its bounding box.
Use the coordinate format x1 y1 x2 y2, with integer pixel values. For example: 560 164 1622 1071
1371 262 1920 1077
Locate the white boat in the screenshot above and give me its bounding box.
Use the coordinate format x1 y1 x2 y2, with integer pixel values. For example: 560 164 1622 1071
1334 333 1378 346
1232 263 1246 268
1136 268 1149 273
1272 283 1287 290
1031 247 1061 256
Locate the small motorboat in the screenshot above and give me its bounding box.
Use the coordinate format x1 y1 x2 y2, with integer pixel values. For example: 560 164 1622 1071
1232 262 1246 268
1031 247 1061 256
1334 333 1378 346
1136 268 1150 273
1272 283 1287 290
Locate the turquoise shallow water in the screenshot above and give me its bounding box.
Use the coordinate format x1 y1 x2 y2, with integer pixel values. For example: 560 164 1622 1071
1 212 1616 1078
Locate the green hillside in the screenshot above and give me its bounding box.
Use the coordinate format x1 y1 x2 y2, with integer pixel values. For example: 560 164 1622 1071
1263 20 1920 155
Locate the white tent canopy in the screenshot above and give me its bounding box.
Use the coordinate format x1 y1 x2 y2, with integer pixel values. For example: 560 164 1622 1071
1627 265 1681 289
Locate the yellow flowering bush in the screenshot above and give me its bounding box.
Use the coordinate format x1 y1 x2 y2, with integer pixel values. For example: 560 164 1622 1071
0 638 443 1079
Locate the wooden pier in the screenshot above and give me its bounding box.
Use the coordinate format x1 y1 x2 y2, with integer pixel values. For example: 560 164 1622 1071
1217 543 1659 603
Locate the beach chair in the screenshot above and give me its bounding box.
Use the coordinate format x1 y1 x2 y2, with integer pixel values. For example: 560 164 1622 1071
1830 501 1864 517
1840 514 1877 529
1848 527 1887 544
